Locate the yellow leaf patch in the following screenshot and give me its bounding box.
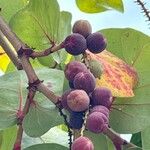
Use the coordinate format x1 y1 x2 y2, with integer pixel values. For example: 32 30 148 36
87 50 138 97
0 46 10 72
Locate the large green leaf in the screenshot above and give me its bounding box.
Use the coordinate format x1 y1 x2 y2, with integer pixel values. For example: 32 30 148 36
24 143 68 150
23 104 63 137
0 0 27 22
22 126 69 149
84 131 115 150
76 0 124 13
41 126 69 148
9 0 72 67
130 132 142 148
0 126 17 150
100 28 150 133
141 126 150 150
0 68 65 130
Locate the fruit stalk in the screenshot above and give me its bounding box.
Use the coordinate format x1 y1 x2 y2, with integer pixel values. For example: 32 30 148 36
30 42 64 58
104 127 137 149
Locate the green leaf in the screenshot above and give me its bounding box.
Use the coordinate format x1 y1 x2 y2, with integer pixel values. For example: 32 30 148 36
41 126 69 148
23 104 63 137
0 68 64 130
0 126 17 150
22 126 69 149
130 133 142 148
9 0 71 67
100 28 150 133
0 0 27 22
141 126 150 150
125 148 142 150
84 131 115 150
24 143 69 150
76 0 124 13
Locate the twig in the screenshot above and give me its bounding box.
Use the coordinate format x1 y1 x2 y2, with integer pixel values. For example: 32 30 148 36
104 127 138 149
135 0 150 22
30 42 64 58
0 30 22 70
13 90 36 150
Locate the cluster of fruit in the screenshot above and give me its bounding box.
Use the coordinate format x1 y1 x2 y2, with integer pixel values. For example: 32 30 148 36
60 20 112 150
62 20 107 55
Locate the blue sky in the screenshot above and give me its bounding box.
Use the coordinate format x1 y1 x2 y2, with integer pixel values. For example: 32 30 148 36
58 0 150 36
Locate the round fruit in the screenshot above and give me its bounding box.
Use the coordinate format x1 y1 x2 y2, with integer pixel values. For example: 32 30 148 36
63 33 87 55
64 61 87 82
91 87 113 109
90 105 109 118
61 89 73 110
69 111 84 129
72 20 92 38
71 136 94 150
67 90 90 112
86 112 108 133
73 71 96 93
86 32 107 54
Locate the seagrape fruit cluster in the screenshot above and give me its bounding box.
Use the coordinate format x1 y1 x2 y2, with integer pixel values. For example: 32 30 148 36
60 20 112 150
62 19 107 55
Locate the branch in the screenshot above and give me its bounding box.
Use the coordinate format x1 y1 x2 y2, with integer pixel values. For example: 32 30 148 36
0 30 22 70
13 90 36 150
104 127 138 149
0 16 59 104
135 0 150 22
30 42 64 58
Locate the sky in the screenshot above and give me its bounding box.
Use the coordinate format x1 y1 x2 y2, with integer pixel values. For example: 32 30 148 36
58 0 150 36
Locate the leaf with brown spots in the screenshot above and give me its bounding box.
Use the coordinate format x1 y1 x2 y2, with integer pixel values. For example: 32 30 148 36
87 50 138 97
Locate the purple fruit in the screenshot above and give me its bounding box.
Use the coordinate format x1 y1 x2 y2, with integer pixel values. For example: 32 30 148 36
61 89 73 110
73 71 96 93
63 33 87 55
69 81 75 89
67 90 90 112
64 61 87 82
69 111 84 129
90 105 109 118
71 136 94 150
86 32 107 54
91 87 113 109
72 20 92 38
86 112 108 133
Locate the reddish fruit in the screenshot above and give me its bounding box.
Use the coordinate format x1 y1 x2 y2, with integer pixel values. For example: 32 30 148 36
91 87 113 109
86 32 107 54
63 33 87 55
72 20 92 38
61 89 73 111
90 105 109 118
67 90 90 112
64 61 87 82
71 136 94 150
73 71 96 94
86 112 108 133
